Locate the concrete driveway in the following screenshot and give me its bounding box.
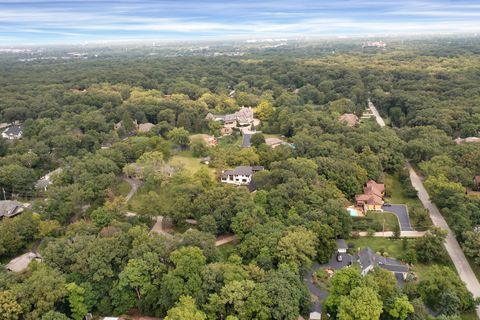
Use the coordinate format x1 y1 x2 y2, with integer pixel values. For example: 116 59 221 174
303 253 353 312
382 204 413 231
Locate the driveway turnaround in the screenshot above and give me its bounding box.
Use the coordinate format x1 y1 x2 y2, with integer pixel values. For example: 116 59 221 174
303 253 353 313
408 162 480 318
383 204 413 231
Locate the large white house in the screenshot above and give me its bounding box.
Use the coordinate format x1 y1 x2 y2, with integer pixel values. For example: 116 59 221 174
220 166 264 186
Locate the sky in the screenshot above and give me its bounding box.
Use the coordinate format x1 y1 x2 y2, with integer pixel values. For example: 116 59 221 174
1 0 480 45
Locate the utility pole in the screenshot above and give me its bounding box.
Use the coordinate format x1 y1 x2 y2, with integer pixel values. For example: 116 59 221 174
2 187 6 200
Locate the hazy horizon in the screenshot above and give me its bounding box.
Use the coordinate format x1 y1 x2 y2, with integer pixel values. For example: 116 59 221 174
1 0 480 45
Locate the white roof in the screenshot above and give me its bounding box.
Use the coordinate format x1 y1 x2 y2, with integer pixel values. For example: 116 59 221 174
5 252 39 272
309 312 321 320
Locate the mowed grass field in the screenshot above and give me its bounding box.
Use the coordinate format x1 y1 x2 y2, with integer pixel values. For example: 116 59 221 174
367 211 399 231
384 174 422 208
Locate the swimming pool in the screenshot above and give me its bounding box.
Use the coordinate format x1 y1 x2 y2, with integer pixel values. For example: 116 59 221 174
347 207 359 217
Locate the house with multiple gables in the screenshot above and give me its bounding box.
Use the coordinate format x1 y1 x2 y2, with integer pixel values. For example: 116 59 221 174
357 247 409 280
355 180 385 212
205 107 255 135
2 124 22 140
220 165 264 186
0 200 27 219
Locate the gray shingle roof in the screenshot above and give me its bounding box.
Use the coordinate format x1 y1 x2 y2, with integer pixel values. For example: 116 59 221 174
3 125 22 136
357 247 409 275
0 200 25 218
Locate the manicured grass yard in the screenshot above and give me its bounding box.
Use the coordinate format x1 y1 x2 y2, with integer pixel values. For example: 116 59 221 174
367 211 399 231
384 174 422 208
349 237 412 259
169 150 216 176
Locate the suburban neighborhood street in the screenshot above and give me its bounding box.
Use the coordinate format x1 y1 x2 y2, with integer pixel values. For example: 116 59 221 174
407 162 480 317
367 99 386 128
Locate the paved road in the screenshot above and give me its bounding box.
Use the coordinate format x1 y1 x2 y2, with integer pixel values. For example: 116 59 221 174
368 99 386 128
215 235 237 246
383 204 413 231
303 263 328 313
356 231 426 237
241 133 252 147
407 162 480 317
150 216 172 237
124 177 143 202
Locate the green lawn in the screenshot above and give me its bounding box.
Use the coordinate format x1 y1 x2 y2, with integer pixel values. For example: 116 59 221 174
384 174 422 208
384 174 432 230
367 211 399 231
349 237 411 259
170 150 215 176
217 134 242 148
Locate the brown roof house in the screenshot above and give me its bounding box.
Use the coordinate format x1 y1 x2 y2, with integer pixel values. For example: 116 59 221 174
355 180 385 213
338 113 359 127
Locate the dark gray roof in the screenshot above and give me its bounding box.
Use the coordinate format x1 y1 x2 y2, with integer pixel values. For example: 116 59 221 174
358 247 375 271
241 134 252 147
378 256 409 273
221 166 253 178
252 166 264 172
3 125 22 136
336 239 348 250
224 114 237 122
357 247 409 275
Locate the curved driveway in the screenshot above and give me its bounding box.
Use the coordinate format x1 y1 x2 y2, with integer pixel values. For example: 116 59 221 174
383 204 413 231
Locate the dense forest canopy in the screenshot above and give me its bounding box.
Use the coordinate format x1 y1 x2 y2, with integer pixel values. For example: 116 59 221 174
0 37 479 320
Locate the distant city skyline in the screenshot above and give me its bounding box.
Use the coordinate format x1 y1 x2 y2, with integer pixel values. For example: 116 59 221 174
1 0 480 45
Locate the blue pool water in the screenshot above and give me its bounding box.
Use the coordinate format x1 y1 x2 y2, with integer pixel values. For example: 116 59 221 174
347 207 359 217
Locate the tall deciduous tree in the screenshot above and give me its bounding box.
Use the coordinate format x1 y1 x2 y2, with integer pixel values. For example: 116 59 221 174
276 226 317 268
0 290 22 320
164 247 206 304
337 287 383 320
66 282 88 320
165 296 206 320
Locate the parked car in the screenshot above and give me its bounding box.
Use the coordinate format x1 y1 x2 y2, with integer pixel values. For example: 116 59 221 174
337 254 343 262
383 203 391 207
